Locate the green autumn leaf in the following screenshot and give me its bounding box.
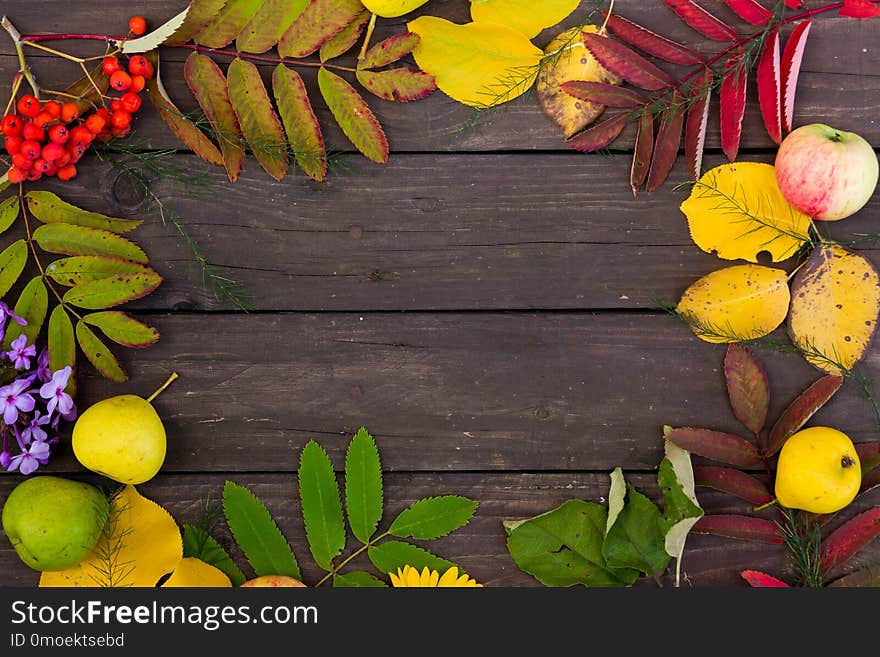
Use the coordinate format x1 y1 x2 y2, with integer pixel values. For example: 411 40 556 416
389 496 477 540
320 10 369 62
237 0 309 54
182 524 247 587
227 58 289 181
344 427 383 545
272 65 327 182
0 239 27 298
332 571 388 587
44 256 152 287
63 271 163 310
658 441 704 586
299 440 346 571
165 0 228 46
75 320 127 382
33 223 148 264
318 67 388 164
83 311 159 348
367 540 458 577
195 0 264 49
26 191 142 234
356 68 437 102
0 196 19 235
278 0 364 59
506 499 637 587
222 481 301 580
358 33 421 70
3 277 48 350
48 306 75 395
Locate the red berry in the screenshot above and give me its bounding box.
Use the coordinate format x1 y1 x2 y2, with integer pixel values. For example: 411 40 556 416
120 92 142 113
32 112 54 129
111 110 132 129
16 95 41 118
56 150 72 167
57 164 77 181
69 125 93 146
102 56 121 75
25 168 42 181
34 158 52 173
128 75 146 93
7 167 27 183
129 16 147 36
60 103 79 123
128 55 152 78
11 154 31 169
22 122 45 142
1 114 22 136
48 124 69 144
109 70 132 92
43 101 62 118
41 142 64 161
3 135 22 155
84 114 107 134
20 140 41 160
111 99 122 112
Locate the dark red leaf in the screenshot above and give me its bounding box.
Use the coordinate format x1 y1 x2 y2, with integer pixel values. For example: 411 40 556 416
722 0 773 25
785 0 805 8
630 110 654 195
839 0 880 18
565 113 629 153
560 81 645 109
684 68 712 180
757 28 782 144
720 48 747 162
767 375 844 456
857 442 880 495
663 0 738 41
780 18 812 133
820 507 880 573
666 427 762 467
602 11 704 66
581 32 674 91
741 570 790 587
694 466 773 505
693 515 783 544
645 92 685 192
724 344 770 434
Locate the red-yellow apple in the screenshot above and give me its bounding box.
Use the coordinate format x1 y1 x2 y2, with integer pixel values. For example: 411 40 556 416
775 124 878 221
240 575 306 587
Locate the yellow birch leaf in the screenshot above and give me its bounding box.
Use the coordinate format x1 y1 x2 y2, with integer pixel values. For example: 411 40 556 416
162 557 232 587
682 163 811 263
39 486 182 587
677 264 791 344
361 1 430 19
470 0 579 39
407 17 542 108
788 244 880 374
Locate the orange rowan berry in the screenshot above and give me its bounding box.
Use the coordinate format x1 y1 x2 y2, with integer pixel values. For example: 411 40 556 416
7 167 27 183
41 142 64 161
57 164 77 181
102 56 121 75
32 112 54 129
120 92 142 113
84 114 107 134
111 110 131 129
109 70 132 92
60 103 79 123
20 140 41 160
16 95 40 118
48 124 69 144
43 101 61 118
129 16 147 36
22 122 44 141
1 114 23 136
128 75 146 93
3 135 21 155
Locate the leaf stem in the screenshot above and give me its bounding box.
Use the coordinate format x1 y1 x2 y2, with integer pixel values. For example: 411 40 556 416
358 13 377 63
1 16 41 98
146 371 179 403
314 531 390 587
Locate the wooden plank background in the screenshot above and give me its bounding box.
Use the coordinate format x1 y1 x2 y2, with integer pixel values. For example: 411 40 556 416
1 0 879 587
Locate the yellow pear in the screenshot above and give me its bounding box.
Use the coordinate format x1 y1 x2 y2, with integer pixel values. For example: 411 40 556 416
775 426 861 514
72 373 178 485
361 0 429 18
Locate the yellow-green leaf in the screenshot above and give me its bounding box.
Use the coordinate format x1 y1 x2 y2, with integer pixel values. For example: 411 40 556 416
682 163 811 263
184 52 244 182
165 0 228 46
362 0 430 18
33 224 148 264
3 277 48 350
162 557 232 587
45 257 153 287
48 306 75 396
470 0 579 39
75 320 127 382
321 10 370 62
278 0 365 59
63 271 163 310
227 58 288 181
84 311 159 348
789 244 880 374
237 0 309 54
318 67 388 164
677 264 790 344
0 196 19 235
356 68 436 102
195 0 264 49
26 191 142 234
0 239 27 298
407 17 542 108
359 32 421 70
272 65 327 182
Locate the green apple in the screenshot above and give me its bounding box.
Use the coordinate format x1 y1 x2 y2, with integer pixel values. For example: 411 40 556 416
1 476 109 571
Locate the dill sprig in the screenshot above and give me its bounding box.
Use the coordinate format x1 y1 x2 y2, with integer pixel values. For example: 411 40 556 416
778 507 824 587
89 497 135 588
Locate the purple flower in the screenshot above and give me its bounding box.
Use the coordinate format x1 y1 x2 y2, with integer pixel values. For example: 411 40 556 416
36 348 51 383
7 440 50 475
4 334 37 370
0 378 36 425
21 410 50 444
0 302 26 328
40 366 74 417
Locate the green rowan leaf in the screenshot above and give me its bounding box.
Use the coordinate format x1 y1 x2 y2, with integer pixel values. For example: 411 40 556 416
367 540 457 577
222 481 301 579
272 65 327 181
344 427 383 544
602 474 670 577
237 0 309 54
359 32 421 70
320 10 370 62
278 0 364 58
48 306 76 396
165 0 228 46
389 496 477 540
318 67 388 164
75 320 127 382
332 571 388 587
299 440 345 571
659 439 704 585
26 191 142 234
182 524 246 587
357 68 436 102
195 0 264 49
0 239 27 298
63 271 162 310
0 196 19 235
3 277 48 350
44 256 154 287
33 223 148 264
83 311 159 348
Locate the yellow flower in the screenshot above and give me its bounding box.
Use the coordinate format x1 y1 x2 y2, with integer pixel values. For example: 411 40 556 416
390 565 482 587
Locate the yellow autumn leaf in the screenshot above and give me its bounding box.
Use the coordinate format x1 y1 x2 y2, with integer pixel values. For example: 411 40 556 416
677 264 791 344
162 557 232 587
470 0 580 38
789 243 880 374
39 485 182 587
361 0 429 18
682 163 812 263
407 17 542 108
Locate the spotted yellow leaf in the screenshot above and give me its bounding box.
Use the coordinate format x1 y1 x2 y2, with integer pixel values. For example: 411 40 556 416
39 486 182 587
407 17 542 108
682 163 811 263
789 244 880 374
362 0 430 18
470 0 579 39
677 265 791 344
162 557 232 587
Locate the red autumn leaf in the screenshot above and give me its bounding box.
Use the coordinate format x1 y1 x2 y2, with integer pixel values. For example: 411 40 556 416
665 427 762 467
720 48 747 162
663 0 738 41
757 28 782 144
565 113 629 153
780 18 812 133
722 0 773 25
693 515 783 544
693 466 773 505
785 0 805 8
684 68 712 181
857 442 880 495
839 0 880 18
630 110 654 195
356 68 437 103
581 32 674 91
359 32 421 70
820 507 880 573
560 81 645 108
646 92 685 192
766 374 844 457
602 11 704 66
724 344 770 435
741 570 790 587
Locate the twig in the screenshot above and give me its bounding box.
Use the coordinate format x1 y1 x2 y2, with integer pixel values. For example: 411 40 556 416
1 16 41 97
